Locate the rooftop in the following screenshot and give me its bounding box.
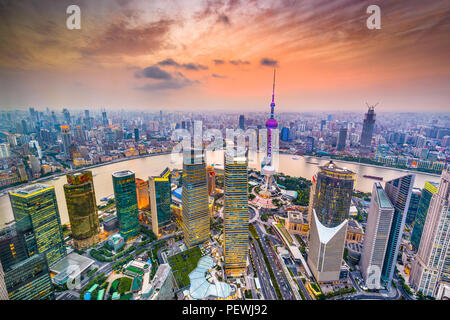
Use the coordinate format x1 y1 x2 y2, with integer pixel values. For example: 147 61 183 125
10 184 53 197
375 182 393 208
112 170 134 178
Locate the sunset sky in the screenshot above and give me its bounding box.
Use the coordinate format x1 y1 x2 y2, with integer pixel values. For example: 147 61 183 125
0 0 449 112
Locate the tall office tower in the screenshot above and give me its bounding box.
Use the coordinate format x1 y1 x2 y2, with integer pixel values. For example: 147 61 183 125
112 170 140 241
411 182 439 251
4 254 54 300
149 168 172 237
0 262 8 300
63 171 100 249
410 170 450 298
360 106 376 155
134 127 139 141
9 184 65 266
182 149 210 248
62 108 71 124
135 178 150 210
223 155 249 277
60 125 72 160
206 166 216 196
0 224 28 271
260 69 280 198
337 127 347 151
381 174 415 286
102 110 108 126
239 115 245 130
307 161 355 282
406 188 422 226
0 143 10 159
360 183 395 287
320 120 326 131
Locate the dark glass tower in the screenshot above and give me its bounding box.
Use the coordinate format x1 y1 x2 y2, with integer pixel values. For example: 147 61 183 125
406 188 422 226
381 174 415 286
337 127 347 151
9 184 65 266
64 171 100 249
360 106 376 154
239 115 245 130
112 170 140 241
0 224 28 271
411 181 438 250
149 168 172 237
4 253 54 300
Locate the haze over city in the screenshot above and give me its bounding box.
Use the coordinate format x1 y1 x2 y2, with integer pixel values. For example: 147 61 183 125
0 0 449 112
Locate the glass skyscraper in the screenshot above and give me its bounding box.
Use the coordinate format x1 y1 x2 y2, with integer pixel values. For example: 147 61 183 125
223 155 249 277
0 223 28 271
64 171 99 249
360 183 394 287
149 168 172 237
307 161 355 282
0 262 7 300
410 170 450 298
112 170 140 241
4 253 54 300
360 106 376 155
411 181 438 251
182 149 210 248
381 174 415 287
9 184 65 266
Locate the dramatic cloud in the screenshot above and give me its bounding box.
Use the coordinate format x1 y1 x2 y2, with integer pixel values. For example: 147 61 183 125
157 59 208 71
135 66 172 79
229 60 251 66
260 58 279 67
213 59 225 65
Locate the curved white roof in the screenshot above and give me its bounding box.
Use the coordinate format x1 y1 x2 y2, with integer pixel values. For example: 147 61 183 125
313 209 347 244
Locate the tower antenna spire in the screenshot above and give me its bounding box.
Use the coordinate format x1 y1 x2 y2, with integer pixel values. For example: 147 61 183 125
272 69 276 103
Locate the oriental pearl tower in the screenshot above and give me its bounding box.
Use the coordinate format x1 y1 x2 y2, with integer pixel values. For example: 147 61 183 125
259 69 280 198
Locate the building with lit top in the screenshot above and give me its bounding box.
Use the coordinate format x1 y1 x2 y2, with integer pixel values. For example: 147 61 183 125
223 155 249 277
64 171 100 249
112 170 140 241
149 168 172 237
136 178 150 211
9 184 65 266
182 149 210 248
307 161 355 282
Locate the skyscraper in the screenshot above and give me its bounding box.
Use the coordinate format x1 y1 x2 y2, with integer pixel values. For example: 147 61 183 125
149 168 172 237
102 110 108 126
61 125 72 160
239 115 245 130
410 170 450 298
63 171 100 249
182 149 210 248
0 262 8 300
9 184 65 266
307 161 355 282
112 170 140 241
134 127 139 141
411 181 439 251
337 127 347 151
223 155 249 277
406 188 422 226
135 178 150 211
4 253 54 300
360 106 376 155
381 174 415 286
0 223 28 271
360 183 394 287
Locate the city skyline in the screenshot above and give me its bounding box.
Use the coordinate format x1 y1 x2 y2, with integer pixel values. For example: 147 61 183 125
0 0 449 112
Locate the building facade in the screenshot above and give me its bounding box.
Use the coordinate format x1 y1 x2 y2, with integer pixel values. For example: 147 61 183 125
135 178 150 211
9 184 65 266
381 174 415 286
149 168 172 237
307 161 355 282
406 188 422 226
182 149 210 248
411 181 439 251
112 170 140 241
360 106 376 155
223 156 249 277
64 171 100 249
410 170 450 298
4 253 54 300
0 262 8 300
360 182 395 287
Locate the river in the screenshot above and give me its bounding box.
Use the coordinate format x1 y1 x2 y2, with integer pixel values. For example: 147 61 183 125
0 151 441 227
